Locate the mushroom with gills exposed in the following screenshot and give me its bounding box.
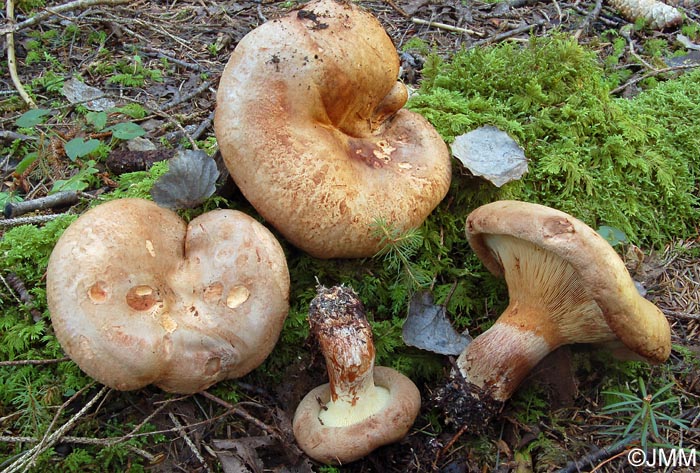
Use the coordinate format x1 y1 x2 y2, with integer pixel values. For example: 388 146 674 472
446 200 671 426
46 198 290 394
214 0 451 259
293 285 421 464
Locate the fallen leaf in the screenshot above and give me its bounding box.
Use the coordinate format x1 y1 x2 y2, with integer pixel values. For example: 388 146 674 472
61 78 115 111
451 126 528 187
676 33 700 51
65 137 100 161
15 108 52 128
664 50 700 68
402 291 471 356
150 149 219 209
106 122 147 140
127 136 158 152
213 437 273 473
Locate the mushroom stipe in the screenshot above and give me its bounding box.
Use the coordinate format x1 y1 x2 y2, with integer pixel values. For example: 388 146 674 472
293 285 421 464
442 200 672 430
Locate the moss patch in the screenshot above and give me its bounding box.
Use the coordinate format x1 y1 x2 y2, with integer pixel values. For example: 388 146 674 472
408 35 700 246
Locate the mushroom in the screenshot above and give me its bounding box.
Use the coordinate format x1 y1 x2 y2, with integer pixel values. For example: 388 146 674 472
214 0 451 259
46 198 290 394
293 285 421 464
453 200 671 412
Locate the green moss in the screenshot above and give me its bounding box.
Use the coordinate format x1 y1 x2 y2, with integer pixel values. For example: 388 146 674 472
409 35 700 247
106 160 170 201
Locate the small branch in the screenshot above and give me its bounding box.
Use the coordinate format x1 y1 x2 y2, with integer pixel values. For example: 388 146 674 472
2 272 34 306
168 413 212 473
573 0 604 39
411 17 484 37
0 0 133 35
385 0 409 18
4 385 108 473
621 26 656 71
432 424 469 469
4 190 81 218
0 435 157 463
141 47 208 73
158 79 216 111
0 131 38 142
191 110 216 142
662 309 700 320
0 213 71 228
6 0 37 108
470 19 546 49
0 357 71 367
557 436 635 473
610 64 700 94
199 391 279 438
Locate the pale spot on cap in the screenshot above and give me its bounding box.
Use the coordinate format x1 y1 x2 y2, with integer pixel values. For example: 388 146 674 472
126 285 159 311
145 239 156 257
88 281 108 304
226 285 250 309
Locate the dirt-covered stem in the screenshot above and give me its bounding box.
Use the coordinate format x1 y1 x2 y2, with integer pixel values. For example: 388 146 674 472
308 285 376 405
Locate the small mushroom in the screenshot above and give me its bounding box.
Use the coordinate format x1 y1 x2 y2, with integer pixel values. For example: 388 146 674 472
455 200 671 409
293 285 421 464
214 0 451 258
46 198 290 393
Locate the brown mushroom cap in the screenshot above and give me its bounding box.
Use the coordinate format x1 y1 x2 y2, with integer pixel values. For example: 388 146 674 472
460 200 671 401
293 366 421 465
47 198 290 393
214 0 451 259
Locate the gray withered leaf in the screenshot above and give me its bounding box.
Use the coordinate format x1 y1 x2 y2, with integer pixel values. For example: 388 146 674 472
402 290 471 356
451 125 528 187
151 149 219 210
61 78 115 111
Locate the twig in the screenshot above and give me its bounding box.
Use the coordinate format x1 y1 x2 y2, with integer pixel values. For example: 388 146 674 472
199 391 280 438
191 110 216 142
112 95 199 149
4 385 108 473
1 272 44 321
610 64 700 94
621 26 656 71
573 0 604 39
0 435 157 463
0 131 38 142
0 357 71 367
662 309 700 320
385 0 409 18
168 413 212 473
432 424 469 469
411 17 484 37
0 0 133 35
0 213 71 228
158 79 216 111
6 0 36 108
557 436 635 473
469 19 546 49
141 47 208 73
256 1 267 23
4 191 81 218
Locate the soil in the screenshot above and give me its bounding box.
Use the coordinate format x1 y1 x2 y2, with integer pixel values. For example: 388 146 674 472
1 0 699 472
